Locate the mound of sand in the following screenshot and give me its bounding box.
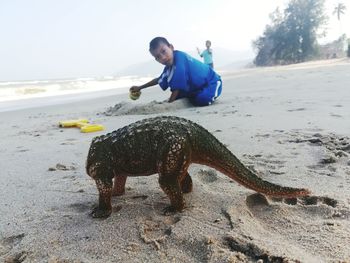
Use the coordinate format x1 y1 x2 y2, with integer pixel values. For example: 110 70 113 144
103 99 193 116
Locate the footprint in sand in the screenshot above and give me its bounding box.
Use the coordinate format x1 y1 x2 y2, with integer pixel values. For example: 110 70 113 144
2 251 27 263
243 153 287 175
222 192 349 261
60 138 77 145
224 234 292 263
0 234 27 262
266 194 338 207
299 196 338 207
66 201 122 218
287 107 306 112
245 193 338 208
68 202 96 213
330 113 343 118
245 193 270 207
197 168 218 183
285 132 350 169
131 195 148 200
16 147 30 153
1 234 25 249
48 163 77 171
138 216 181 250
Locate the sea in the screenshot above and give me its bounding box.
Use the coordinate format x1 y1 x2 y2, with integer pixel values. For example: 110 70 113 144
0 75 151 112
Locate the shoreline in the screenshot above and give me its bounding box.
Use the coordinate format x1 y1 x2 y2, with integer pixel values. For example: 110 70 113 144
0 75 152 110
0 86 132 113
2 57 348 114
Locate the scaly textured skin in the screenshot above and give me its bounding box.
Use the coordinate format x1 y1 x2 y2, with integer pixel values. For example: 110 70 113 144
86 116 310 218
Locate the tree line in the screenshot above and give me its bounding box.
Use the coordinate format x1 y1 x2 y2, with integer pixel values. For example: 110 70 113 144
253 0 348 66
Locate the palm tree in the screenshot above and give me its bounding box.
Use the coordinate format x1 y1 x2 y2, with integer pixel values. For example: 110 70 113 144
333 3 346 21
332 2 347 52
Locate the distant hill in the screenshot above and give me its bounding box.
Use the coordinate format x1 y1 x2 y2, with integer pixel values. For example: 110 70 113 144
115 47 255 77
218 59 254 71
115 60 164 77
196 47 254 69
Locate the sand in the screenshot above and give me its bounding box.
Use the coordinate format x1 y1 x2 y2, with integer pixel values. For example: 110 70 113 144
0 58 349 263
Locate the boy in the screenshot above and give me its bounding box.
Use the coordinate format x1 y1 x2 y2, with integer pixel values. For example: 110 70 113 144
130 37 222 106
197 40 214 68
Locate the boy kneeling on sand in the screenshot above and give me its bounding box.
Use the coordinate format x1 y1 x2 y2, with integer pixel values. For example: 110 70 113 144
130 37 222 106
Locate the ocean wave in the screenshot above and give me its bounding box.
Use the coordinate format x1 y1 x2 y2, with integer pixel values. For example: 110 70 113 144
0 75 151 102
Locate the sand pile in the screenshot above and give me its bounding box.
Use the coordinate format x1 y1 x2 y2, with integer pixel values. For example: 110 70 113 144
103 99 193 116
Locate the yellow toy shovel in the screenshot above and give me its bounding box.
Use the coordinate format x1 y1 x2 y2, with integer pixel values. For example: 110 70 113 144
59 119 104 133
80 124 104 133
58 119 89 128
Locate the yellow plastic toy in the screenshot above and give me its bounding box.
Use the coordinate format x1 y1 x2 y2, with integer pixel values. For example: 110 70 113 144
58 119 104 133
59 119 89 127
80 124 104 133
129 90 141 100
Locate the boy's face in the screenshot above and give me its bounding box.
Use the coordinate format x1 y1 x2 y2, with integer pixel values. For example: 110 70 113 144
150 43 174 67
206 41 211 48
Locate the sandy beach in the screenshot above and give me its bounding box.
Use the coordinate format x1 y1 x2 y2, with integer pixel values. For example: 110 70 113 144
1 58 350 262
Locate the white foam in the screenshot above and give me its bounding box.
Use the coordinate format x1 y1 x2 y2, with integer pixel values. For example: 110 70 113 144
0 75 151 103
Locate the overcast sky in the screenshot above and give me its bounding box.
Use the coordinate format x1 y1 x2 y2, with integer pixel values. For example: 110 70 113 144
0 0 349 81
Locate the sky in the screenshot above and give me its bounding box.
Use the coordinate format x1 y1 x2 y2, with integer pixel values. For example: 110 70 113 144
0 0 349 81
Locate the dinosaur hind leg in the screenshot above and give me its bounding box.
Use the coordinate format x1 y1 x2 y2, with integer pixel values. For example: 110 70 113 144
112 175 127 196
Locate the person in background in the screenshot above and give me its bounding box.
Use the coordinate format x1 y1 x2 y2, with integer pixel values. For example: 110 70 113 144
129 37 222 106
197 40 214 68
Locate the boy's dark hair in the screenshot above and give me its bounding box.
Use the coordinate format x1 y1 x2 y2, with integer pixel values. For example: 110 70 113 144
149 37 170 51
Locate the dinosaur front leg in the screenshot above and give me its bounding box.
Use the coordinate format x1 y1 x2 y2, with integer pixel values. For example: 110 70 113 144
112 175 127 196
159 175 185 214
157 137 191 214
91 178 113 218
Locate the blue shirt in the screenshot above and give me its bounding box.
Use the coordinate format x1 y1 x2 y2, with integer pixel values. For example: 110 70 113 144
201 49 213 64
158 50 220 97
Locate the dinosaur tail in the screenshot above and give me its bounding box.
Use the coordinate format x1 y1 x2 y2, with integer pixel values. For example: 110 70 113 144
192 129 311 198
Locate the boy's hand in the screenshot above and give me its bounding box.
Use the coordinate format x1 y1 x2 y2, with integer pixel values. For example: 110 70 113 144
168 90 180 103
130 86 141 92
